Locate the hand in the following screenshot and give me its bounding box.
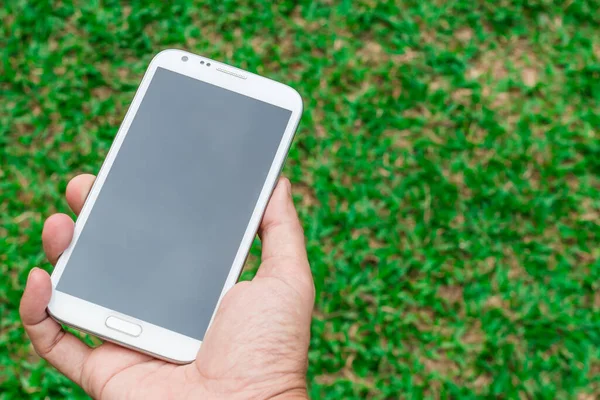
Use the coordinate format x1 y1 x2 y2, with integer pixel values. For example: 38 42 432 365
20 175 314 399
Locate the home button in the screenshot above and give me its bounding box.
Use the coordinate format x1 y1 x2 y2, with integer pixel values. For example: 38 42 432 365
105 316 142 337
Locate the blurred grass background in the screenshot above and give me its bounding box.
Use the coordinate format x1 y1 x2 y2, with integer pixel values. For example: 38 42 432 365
1 0 600 398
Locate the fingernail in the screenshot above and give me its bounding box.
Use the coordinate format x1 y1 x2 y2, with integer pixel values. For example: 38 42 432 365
28 267 39 279
285 179 292 195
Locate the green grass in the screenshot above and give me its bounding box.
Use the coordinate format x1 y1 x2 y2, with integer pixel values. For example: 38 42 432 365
1 0 600 398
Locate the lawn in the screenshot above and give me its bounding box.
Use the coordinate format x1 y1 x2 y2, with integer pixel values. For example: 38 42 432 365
1 0 599 398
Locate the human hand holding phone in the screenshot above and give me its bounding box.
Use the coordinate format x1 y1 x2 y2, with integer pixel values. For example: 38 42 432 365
20 174 314 399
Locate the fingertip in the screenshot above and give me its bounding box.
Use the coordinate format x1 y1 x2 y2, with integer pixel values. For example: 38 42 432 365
42 214 74 265
66 174 95 215
276 176 295 206
42 213 72 234
21 267 52 325
28 266 40 279
279 176 292 195
262 177 298 229
27 267 51 291
258 176 309 265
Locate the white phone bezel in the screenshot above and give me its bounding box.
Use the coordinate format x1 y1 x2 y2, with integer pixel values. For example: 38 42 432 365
47 49 303 364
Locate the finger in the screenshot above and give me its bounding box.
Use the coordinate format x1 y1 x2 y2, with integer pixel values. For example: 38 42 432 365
66 174 96 216
20 267 91 387
42 214 75 265
256 178 313 290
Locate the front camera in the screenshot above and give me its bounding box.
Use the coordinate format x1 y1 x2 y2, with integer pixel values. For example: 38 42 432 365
206 62 211 67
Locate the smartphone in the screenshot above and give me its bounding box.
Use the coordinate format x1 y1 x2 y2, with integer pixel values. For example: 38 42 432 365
48 49 303 363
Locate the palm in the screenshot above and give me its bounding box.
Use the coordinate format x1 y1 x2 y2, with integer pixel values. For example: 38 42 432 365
21 175 314 399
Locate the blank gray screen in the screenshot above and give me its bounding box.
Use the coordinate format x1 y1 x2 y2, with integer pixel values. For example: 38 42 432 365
57 67 292 340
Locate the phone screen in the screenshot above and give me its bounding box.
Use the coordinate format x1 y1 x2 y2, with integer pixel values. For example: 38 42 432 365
57 67 293 340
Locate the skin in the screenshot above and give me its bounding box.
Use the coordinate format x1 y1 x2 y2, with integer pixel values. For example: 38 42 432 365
20 174 315 399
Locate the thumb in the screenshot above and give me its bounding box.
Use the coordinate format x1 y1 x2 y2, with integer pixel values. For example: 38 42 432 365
256 178 313 294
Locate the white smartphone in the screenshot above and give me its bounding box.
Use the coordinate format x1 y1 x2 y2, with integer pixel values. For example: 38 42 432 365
48 49 303 364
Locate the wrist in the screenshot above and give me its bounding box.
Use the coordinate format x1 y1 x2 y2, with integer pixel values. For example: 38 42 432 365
243 378 308 400
269 387 309 400
197 374 308 400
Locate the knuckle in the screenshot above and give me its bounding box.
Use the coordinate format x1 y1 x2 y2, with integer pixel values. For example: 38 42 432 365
33 329 65 359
